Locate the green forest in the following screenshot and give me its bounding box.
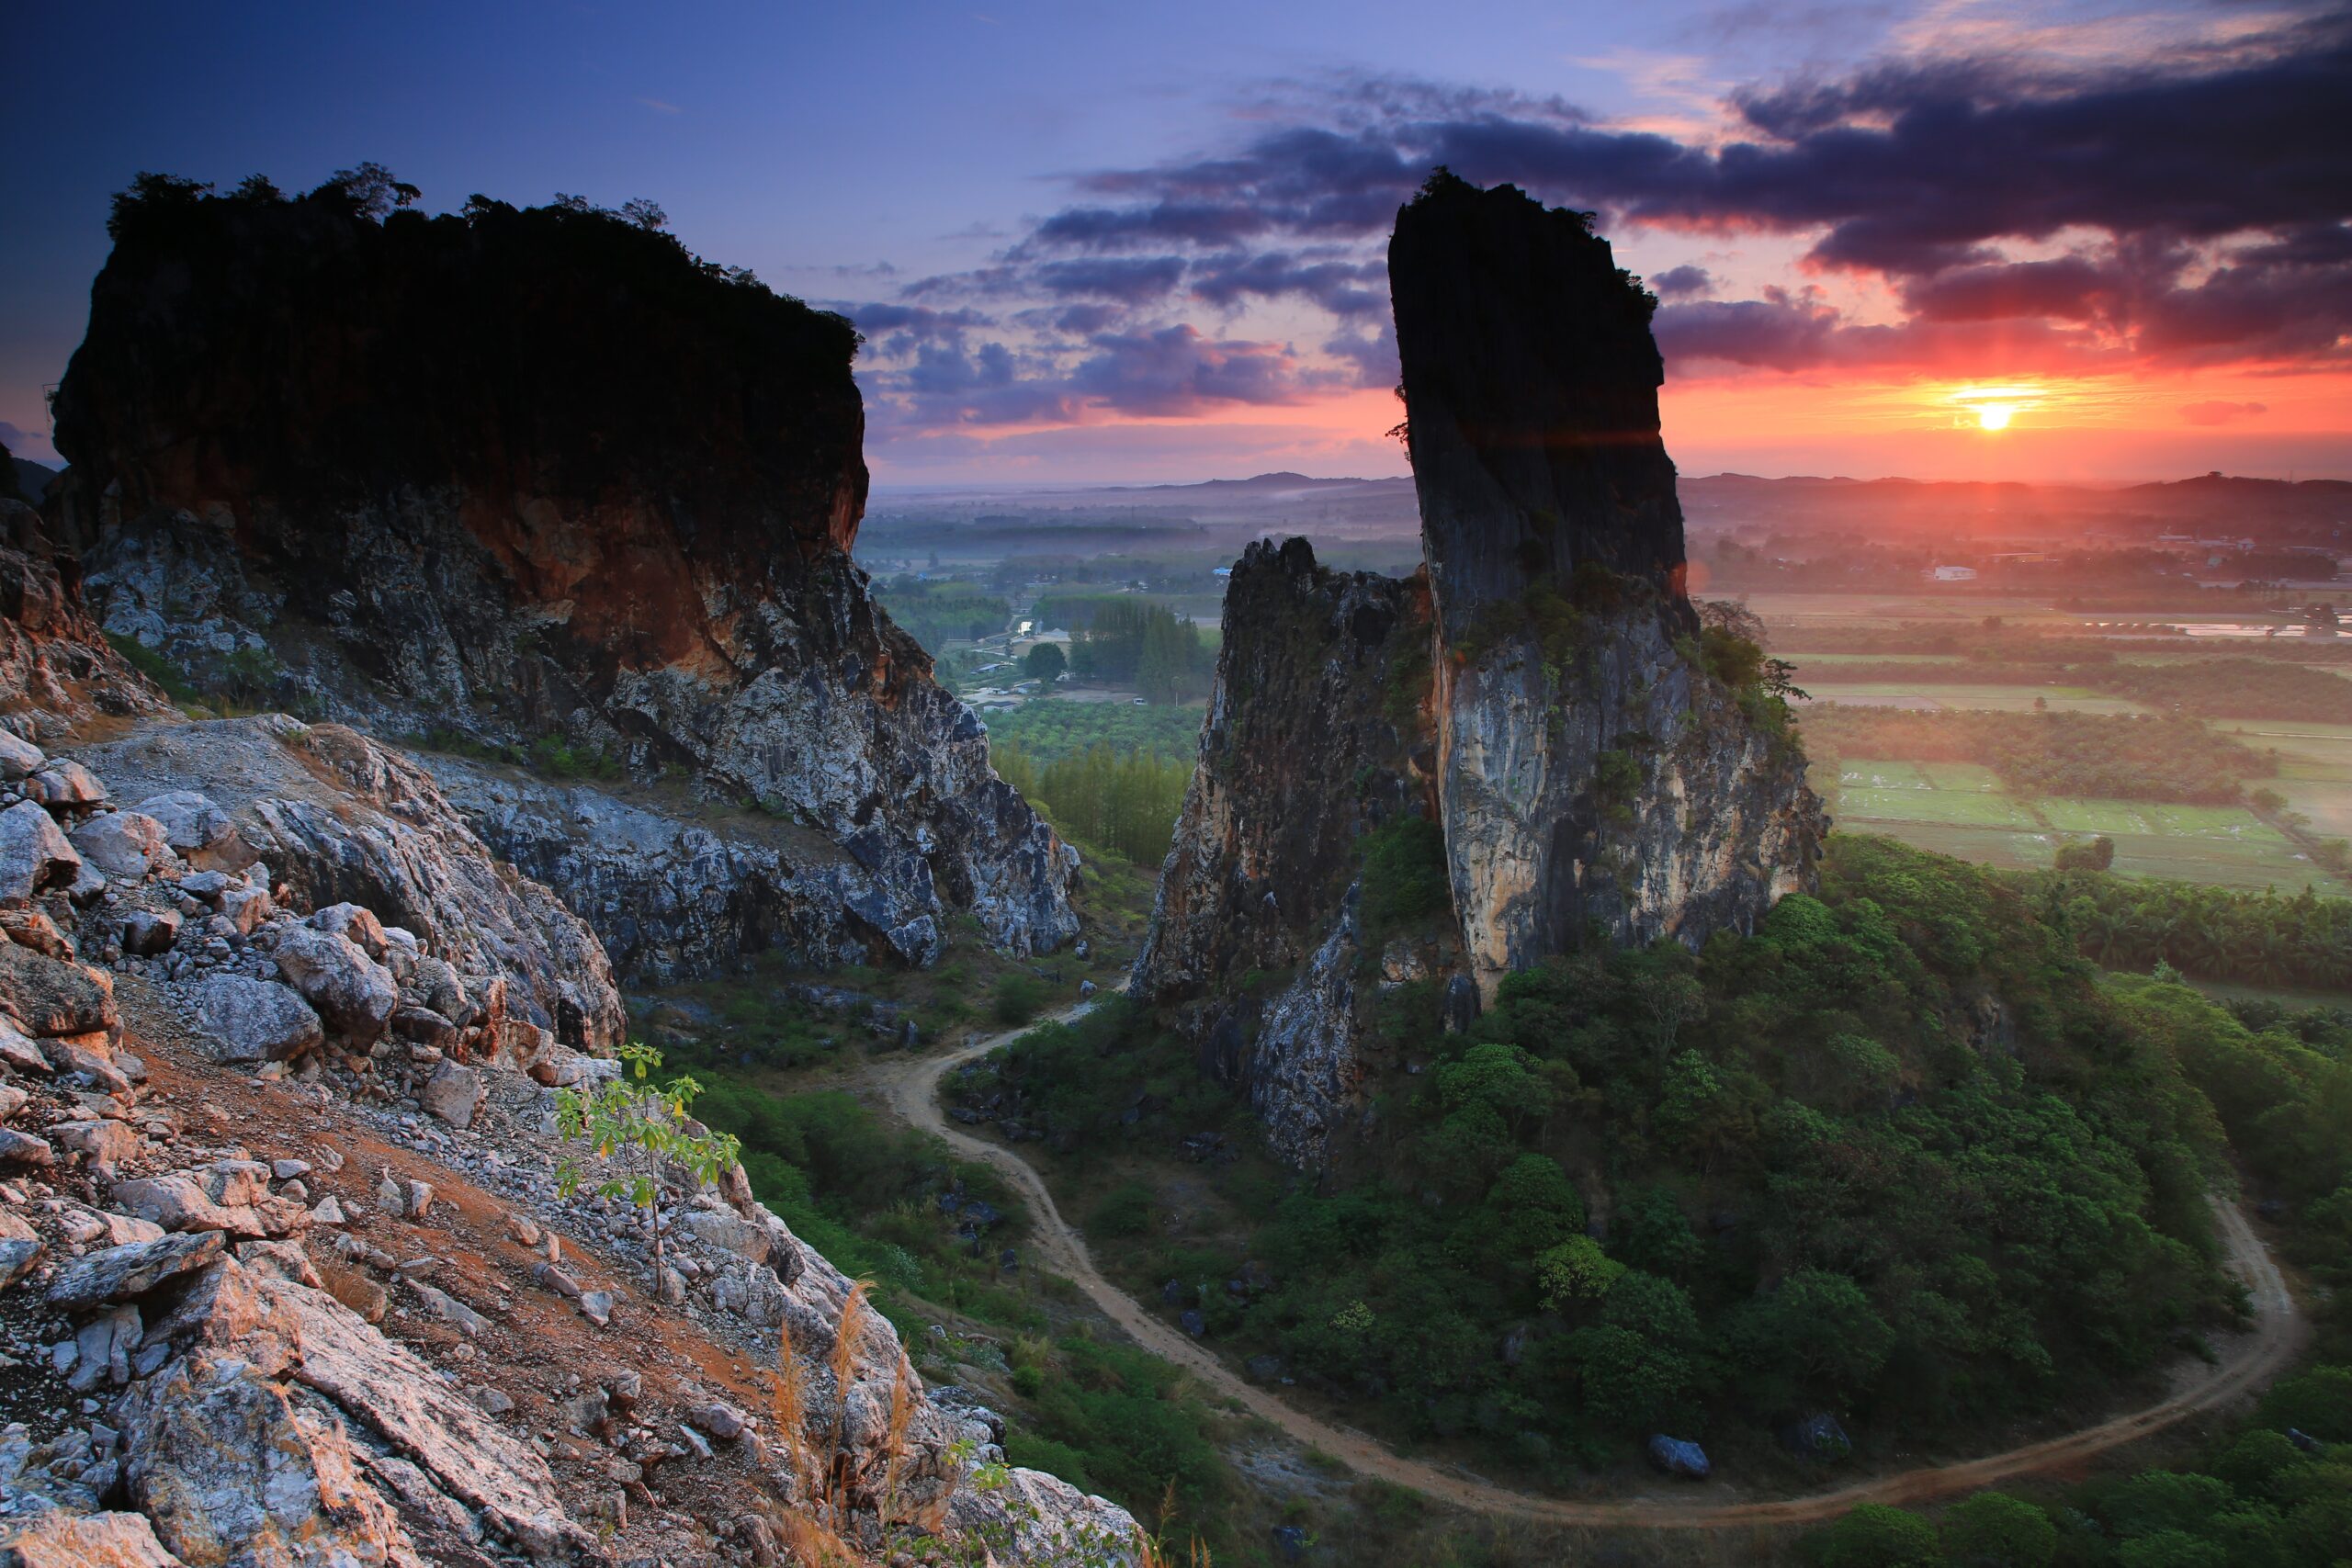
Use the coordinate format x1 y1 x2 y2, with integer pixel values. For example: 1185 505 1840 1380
993 740 1192 865
1798 707 2275 802
982 698 1205 764
1046 596 1215 703
874 577 1012 653
978 834 2352 1487
2024 871 2352 991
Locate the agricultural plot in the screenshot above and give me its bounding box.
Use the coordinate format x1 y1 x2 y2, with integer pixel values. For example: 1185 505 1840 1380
1829 758 2331 890
1797 679 2151 716
2219 720 2352 840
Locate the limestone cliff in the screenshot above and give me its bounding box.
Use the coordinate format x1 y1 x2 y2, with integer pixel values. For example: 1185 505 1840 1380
49 179 1077 974
1137 176 1824 1166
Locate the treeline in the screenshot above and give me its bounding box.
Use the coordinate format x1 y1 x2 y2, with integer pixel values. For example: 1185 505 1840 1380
992 837 2254 1470
1800 968 2352 1567
982 698 1203 765
1036 595 1212 703
2098 656 2352 723
2023 871 2352 991
993 741 1191 865
1799 705 2274 802
874 578 1011 653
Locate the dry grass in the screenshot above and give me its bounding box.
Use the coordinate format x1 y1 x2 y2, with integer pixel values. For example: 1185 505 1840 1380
827 1279 872 1466
876 1352 915 1529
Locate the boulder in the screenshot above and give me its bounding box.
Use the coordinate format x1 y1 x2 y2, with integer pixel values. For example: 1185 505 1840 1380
133 790 244 868
120 908 182 957
69 812 175 879
0 908 74 960
216 884 273 935
311 902 389 961
0 799 82 906
0 942 117 1037
50 1118 141 1178
23 761 107 809
0 1128 52 1166
42 1035 130 1096
709 1259 789 1326
192 975 322 1064
0 730 44 782
0 1210 43 1291
267 926 397 1043
0 1510 184 1567
1778 1411 1853 1461
682 1208 772 1268
120 1349 413 1567
418 1060 484 1129
46 1230 225 1309
1646 1434 1710 1480
684 1401 749 1441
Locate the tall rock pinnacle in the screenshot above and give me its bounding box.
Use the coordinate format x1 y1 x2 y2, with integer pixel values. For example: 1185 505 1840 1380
1389 171 1687 632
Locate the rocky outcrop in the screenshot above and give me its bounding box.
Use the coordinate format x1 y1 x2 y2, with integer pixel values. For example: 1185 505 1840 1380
1136 176 1824 1167
1389 173 1689 614
76 717 625 1053
50 180 1078 971
0 501 169 735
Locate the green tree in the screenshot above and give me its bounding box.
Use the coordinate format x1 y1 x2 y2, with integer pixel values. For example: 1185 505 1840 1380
1023 641 1068 682
555 1041 742 1280
1941 1492 2056 1568
1806 1503 1943 1568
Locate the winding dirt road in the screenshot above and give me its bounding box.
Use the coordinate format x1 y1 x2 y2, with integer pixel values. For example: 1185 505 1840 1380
880 1007 2309 1528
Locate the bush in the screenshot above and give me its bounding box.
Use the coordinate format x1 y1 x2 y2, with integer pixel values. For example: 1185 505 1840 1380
1091 1181 1155 1237
2053 834 2116 872
1941 1491 2057 1567
1804 1503 1943 1568
992 973 1047 1026
1359 816 1450 931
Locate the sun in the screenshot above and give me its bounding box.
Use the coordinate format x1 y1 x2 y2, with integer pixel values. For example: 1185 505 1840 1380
1946 383 2041 432
1975 402 2017 431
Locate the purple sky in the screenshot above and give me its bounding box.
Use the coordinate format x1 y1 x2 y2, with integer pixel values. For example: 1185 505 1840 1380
3 1 2346 484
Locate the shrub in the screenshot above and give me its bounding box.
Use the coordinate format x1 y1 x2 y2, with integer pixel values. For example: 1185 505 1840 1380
992 973 1047 1026
1804 1503 1943 1568
1359 816 1450 931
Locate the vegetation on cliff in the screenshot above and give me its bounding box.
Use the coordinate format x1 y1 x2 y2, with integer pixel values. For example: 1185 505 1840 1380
983 834 2352 1483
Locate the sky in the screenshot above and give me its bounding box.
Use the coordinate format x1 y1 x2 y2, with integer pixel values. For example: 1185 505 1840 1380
3 1 2346 486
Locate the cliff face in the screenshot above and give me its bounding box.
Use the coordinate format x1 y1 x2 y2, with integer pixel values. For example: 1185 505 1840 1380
1138 177 1824 1166
50 185 1077 973
1132 539 1452 1156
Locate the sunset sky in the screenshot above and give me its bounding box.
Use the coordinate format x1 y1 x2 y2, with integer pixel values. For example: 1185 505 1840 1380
3 1 2346 486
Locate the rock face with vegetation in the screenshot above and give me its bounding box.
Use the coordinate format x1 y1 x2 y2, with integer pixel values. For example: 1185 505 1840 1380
48 175 1078 976
1137 175 1824 1165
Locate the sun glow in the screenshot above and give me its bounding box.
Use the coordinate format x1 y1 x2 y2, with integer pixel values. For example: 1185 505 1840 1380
1949 383 2043 432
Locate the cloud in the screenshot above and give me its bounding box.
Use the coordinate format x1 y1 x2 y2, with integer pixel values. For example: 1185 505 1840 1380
851 9 2352 449
2179 400 2269 426
636 97 682 115
1649 265 1714 299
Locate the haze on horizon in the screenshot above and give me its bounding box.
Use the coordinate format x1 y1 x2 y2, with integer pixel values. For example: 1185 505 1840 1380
2 0 2346 489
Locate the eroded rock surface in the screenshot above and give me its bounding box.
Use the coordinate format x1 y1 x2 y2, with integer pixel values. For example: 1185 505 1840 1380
1136 176 1824 1166
52 186 1077 971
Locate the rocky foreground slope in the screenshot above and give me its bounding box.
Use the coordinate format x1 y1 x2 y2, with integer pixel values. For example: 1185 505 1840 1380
0 506 1138 1561
48 176 1077 981
1136 176 1825 1164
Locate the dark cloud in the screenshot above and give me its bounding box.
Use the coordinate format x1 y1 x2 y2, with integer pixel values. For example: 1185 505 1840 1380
1188 251 1386 318
855 13 2352 440
1066 326 1307 416
1649 265 1713 299
1031 254 1188 302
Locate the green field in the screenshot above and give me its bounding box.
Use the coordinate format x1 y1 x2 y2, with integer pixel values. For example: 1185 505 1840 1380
1799 679 2151 715
1831 757 2328 888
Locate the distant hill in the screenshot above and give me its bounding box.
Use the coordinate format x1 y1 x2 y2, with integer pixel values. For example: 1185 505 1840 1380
13 457 60 502
1681 472 2352 540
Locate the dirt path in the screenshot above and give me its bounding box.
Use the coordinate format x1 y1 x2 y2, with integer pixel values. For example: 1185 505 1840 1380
878 1008 2309 1529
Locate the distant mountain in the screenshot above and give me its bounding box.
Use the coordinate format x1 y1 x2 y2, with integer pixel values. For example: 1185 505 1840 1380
13 457 60 502
1122 471 1395 494
1681 472 2351 539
